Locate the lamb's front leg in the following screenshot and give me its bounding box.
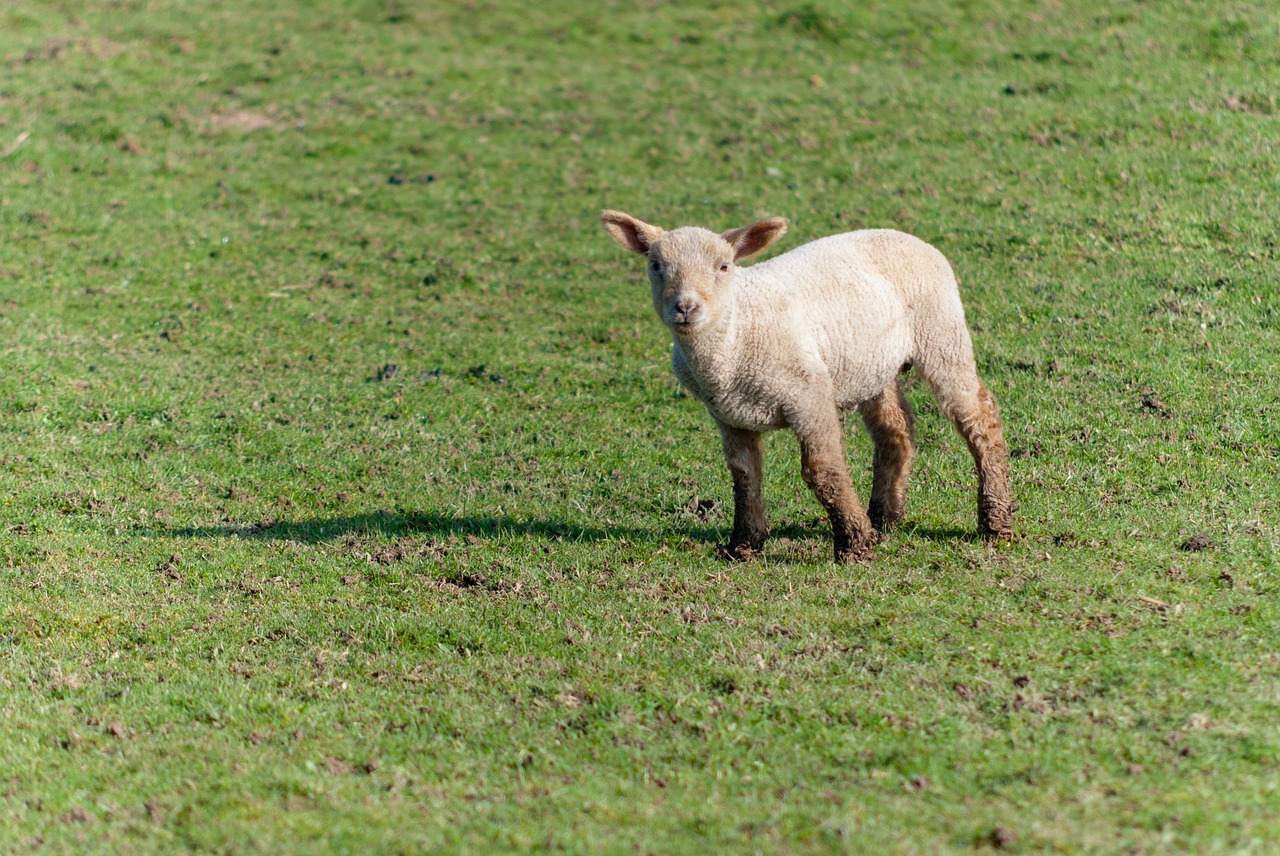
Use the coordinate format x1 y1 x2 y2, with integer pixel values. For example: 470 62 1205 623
793 404 877 563
718 423 768 561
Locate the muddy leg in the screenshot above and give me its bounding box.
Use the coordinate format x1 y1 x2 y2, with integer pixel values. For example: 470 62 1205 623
794 406 877 562
718 424 768 560
936 380 1014 539
859 382 917 533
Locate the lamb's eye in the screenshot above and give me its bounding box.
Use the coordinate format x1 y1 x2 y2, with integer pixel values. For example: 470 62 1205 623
650 260 661 272
719 263 730 272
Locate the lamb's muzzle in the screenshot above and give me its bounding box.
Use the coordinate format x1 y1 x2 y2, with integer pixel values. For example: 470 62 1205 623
669 297 703 330
601 209 1014 563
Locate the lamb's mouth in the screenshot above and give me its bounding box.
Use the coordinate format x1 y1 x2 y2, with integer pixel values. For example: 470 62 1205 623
670 320 702 335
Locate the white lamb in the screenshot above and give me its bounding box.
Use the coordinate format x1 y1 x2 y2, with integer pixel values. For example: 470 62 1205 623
601 210 1014 562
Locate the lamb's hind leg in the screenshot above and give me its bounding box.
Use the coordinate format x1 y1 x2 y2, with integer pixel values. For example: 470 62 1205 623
932 377 1014 539
718 424 768 560
859 382 917 533
792 403 877 562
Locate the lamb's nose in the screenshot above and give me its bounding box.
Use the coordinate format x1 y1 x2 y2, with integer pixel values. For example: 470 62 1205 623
674 298 699 321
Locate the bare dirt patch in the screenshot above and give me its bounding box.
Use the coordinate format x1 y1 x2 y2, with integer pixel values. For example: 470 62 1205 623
205 110 278 132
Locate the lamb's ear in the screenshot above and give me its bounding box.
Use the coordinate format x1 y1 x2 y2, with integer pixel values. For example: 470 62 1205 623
601 210 664 255
722 217 788 260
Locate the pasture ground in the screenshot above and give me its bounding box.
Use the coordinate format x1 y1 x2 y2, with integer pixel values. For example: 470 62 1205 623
1 1 1278 852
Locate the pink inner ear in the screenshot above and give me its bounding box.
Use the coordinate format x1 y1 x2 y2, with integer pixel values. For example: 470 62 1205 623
602 211 663 255
725 218 786 259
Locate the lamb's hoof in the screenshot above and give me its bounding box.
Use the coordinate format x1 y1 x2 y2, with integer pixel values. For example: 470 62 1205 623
834 538 876 563
978 514 1015 542
979 501 1015 541
869 507 904 535
718 542 762 562
981 527 1015 543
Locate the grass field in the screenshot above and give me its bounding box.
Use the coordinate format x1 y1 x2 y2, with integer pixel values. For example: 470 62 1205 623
2 0 1279 852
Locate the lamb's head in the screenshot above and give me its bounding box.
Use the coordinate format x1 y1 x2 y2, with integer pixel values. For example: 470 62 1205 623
601 210 787 336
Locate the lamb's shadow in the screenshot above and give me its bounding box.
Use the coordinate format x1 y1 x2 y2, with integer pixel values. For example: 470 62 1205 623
161 512 976 549
163 511 722 547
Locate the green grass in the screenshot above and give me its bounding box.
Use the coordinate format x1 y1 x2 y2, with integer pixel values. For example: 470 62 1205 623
2 0 1279 851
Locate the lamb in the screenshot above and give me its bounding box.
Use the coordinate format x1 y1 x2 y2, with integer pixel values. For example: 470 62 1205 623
600 209 1014 563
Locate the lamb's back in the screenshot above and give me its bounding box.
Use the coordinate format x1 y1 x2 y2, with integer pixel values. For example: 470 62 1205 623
736 231 938 406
